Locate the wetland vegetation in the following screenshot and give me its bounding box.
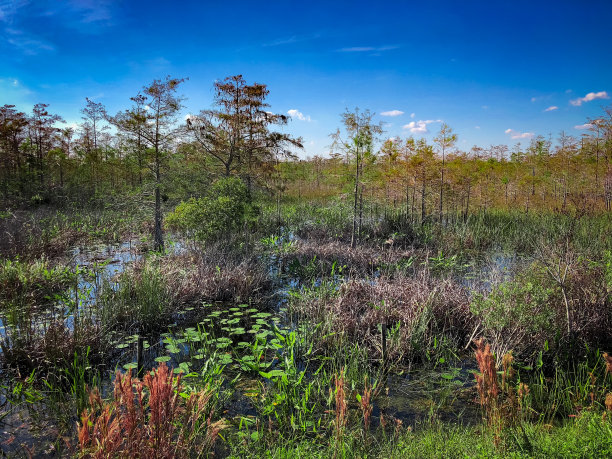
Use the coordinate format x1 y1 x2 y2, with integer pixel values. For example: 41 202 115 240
1 76 611 457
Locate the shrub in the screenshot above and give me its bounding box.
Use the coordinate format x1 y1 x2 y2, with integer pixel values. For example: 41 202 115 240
471 265 556 361
165 176 249 242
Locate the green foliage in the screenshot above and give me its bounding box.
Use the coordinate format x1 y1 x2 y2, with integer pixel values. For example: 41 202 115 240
471 270 555 335
603 250 612 292
99 260 171 329
471 264 557 360
166 176 250 242
0 257 75 308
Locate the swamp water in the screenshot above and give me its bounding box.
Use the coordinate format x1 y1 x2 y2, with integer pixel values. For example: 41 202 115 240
0 239 520 455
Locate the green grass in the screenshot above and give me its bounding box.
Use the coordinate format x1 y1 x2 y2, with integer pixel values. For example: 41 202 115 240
224 412 612 458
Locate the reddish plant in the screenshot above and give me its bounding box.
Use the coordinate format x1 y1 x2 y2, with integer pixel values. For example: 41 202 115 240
78 362 222 458
474 338 502 442
603 352 612 376
474 339 500 415
333 369 347 456
358 378 374 434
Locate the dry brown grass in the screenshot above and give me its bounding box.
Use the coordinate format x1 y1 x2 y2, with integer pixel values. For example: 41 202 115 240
1 319 103 375
161 250 271 305
0 209 84 260
283 239 417 276
293 269 471 361
561 261 612 346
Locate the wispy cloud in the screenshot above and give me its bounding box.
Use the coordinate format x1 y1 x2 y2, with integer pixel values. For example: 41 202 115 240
574 123 594 130
1 0 116 52
0 0 27 22
5 28 54 54
402 119 442 134
337 45 400 53
544 106 558 112
570 91 609 106
0 0 117 56
380 110 404 117
288 109 311 122
263 32 321 47
67 0 113 25
505 128 534 140
410 113 415 118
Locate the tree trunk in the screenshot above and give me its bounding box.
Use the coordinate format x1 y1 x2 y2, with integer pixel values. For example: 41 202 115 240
153 121 164 252
464 181 471 222
154 178 164 252
439 146 445 222
420 171 426 225
351 150 360 248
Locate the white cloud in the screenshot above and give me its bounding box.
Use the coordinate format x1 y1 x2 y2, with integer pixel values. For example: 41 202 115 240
380 110 404 117
337 45 400 53
570 91 609 106
505 128 534 140
531 97 538 103
574 123 594 130
410 113 415 118
402 119 442 134
475 126 480 129
544 106 558 112
287 109 311 122
5 28 54 54
263 33 321 47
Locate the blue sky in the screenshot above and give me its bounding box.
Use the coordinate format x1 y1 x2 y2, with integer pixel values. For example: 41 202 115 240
1 0 611 157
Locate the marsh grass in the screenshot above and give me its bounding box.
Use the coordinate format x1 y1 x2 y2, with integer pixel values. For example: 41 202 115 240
0 257 75 309
98 259 171 331
0 200 150 260
2 199 612 457
289 269 470 363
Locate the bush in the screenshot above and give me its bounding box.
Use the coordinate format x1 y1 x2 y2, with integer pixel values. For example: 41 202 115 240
471 264 557 362
166 177 249 242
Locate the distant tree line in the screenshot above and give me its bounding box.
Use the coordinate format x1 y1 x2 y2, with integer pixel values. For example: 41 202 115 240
2 76 611 227
282 106 612 221
0 75 302 206
0 75 303 249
